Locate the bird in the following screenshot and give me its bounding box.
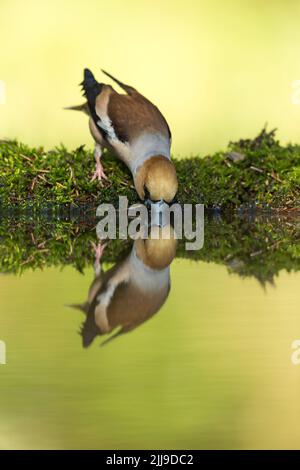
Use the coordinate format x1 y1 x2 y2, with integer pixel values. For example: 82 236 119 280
66 68 178 203
70 224 177 348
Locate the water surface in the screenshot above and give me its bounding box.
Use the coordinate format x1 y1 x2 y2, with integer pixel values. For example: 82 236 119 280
0 213 299 449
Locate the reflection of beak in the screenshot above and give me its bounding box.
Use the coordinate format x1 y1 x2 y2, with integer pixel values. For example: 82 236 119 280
144 198 164 209
128 200 170 229
146 197 178 206
149 200 170 229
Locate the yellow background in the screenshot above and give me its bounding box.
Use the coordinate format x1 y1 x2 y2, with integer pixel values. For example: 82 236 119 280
1 0 300 155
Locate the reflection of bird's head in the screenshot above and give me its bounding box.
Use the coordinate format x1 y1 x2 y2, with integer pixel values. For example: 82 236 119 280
135 224 177 270
135 156 178 203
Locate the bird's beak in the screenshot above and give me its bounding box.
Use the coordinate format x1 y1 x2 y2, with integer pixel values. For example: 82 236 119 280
144 198 152 209
146 199 169 228
144 198 164 209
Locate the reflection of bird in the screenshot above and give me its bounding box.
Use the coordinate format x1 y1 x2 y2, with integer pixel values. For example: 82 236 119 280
66 68 178 202
71 226 177 347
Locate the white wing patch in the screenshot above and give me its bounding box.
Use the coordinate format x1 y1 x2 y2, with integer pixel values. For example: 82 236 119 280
94 88 130 163
97 281 117 307
97 116 118 142
94 282 117 333
97 115 131 164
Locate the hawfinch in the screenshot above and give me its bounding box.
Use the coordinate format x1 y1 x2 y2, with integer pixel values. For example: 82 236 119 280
67 68 178 203
71 225 177 347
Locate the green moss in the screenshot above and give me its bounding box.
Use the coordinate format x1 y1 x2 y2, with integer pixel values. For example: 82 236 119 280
0 128 299 210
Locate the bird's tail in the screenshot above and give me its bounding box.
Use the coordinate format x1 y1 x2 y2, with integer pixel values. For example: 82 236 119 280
100 324 136 347
101 69 136 94
81 68 102 107
64 102 90 115
100 328 125 347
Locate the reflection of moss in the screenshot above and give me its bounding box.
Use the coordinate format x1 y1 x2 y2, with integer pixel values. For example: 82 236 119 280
197 213 300 285
0 128 299 210
0 213 299 285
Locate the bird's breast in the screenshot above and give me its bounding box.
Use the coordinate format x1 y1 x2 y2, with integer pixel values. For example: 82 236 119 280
129 132 171 175
129 247 170 293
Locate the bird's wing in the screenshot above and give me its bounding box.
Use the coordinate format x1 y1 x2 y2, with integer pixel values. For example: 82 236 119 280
102 68 171 143
87 275 105 304
101 69 137 95
93 261 131 332
82 68 171 146
106 92 171 144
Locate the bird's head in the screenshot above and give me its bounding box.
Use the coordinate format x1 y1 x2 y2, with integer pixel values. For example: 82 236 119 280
134 155 178 203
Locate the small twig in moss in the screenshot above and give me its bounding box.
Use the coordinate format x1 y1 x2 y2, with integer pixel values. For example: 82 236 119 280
37 174 50 184
20 153 34 164
250 165 264 174
250 239 283 257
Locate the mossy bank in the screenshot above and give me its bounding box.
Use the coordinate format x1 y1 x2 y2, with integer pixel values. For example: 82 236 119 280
0 128 299 212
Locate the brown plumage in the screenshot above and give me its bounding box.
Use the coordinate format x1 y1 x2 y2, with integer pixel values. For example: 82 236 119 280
134 155 178 202
67 68 178 202
70 226 177 347
106 90 171 143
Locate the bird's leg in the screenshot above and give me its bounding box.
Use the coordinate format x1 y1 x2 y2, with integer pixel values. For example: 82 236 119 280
91 241 107 277
91 143 108 182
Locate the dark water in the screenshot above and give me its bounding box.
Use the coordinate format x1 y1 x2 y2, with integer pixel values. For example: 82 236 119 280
0 212 299 449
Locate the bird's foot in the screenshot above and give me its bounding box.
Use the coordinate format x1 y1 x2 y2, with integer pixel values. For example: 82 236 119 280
91 162 108 182
91 241 107 263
